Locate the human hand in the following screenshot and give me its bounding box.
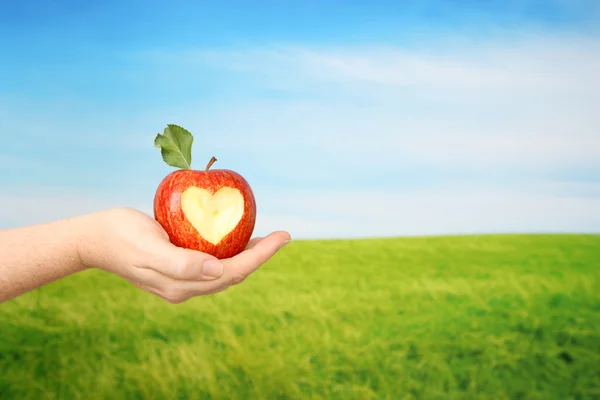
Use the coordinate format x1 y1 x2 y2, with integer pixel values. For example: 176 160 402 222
76 207 290 303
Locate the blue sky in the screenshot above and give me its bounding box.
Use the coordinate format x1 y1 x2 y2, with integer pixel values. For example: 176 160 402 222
1 0 599 238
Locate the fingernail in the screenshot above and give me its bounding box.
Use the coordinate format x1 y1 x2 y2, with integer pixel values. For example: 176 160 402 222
202 260 223 279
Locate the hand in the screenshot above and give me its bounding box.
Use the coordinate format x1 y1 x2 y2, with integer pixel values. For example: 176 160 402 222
77 207 290 303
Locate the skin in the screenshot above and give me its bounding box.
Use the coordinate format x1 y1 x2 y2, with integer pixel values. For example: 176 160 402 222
0 207 291 304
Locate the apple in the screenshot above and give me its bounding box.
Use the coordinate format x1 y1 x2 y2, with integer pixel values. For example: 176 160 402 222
152 125 256 259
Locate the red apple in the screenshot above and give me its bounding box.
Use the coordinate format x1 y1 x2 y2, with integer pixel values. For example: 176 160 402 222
154 156 257 259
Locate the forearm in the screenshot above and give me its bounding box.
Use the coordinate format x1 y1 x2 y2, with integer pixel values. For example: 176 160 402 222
0 216 87 303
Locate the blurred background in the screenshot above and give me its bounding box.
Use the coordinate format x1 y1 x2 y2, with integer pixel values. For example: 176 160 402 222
1 0 599 239
1 1 600 399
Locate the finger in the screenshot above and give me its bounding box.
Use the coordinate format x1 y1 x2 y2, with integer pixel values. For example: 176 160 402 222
224 231 291 284
245 236 264 249
125 277 172 302
129 265 231 303
135 238 224 281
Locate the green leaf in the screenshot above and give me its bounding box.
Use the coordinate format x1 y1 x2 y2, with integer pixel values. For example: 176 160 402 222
154 124 193 169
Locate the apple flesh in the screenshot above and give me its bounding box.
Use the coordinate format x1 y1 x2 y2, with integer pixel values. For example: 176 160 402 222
154 166 256 259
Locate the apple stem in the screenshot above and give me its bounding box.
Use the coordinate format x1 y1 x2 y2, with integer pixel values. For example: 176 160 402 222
205 156 217 171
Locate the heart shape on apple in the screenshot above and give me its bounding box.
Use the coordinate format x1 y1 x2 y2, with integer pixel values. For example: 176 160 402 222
153 125 256 259
180 186 244 245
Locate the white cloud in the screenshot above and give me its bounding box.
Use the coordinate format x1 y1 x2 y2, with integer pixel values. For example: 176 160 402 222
133 33 600 175
2 32 599 238
190 33 600 94
4 32 599 175
252 183 600 239
2 183 599 239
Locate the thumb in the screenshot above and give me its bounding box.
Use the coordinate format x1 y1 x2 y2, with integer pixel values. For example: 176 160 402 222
141 238 224 281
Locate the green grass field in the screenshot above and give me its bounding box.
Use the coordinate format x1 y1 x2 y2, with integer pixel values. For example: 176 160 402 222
1 234 600 399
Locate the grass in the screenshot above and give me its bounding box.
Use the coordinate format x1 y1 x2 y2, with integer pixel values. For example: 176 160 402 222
1 234 600 399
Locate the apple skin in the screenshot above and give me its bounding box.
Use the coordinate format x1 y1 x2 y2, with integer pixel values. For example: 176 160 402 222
153 168 256 259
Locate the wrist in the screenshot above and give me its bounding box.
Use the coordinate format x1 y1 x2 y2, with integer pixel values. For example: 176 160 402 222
68 213 98 271
71 208 125 271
